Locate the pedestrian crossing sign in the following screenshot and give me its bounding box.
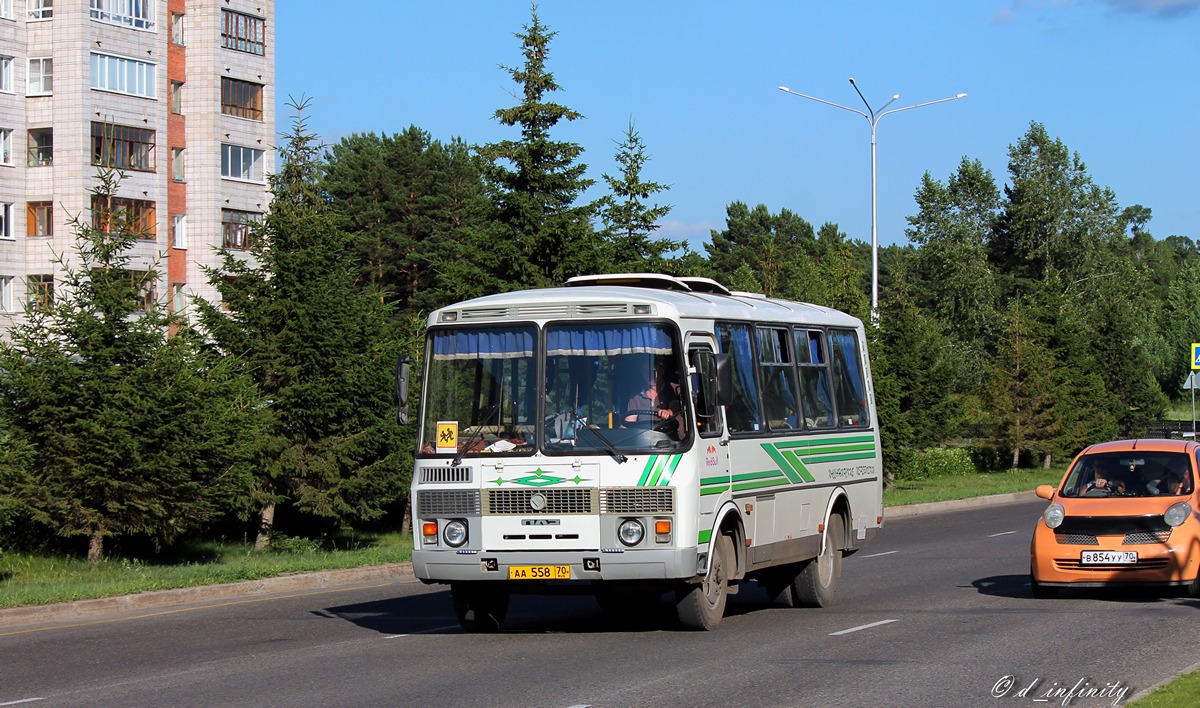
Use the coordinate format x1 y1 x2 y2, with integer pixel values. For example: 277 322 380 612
1193 343 1200 370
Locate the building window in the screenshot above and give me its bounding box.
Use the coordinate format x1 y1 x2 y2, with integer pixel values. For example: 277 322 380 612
171 282 185 314
0 128 10 166
27 201 51 237
222 209 260 250
27 128 51 166
0 202 11 239
171 12 183 45
171 147 184 181
221 144 264 182
92 195 156 240
170 80 183 114
27 274 52 311
1 276 13 313
90 52 156 99
92 122 155 172
221 78 264 121
0 0 13 21
90 0 154 30
27 57 51 95
26 0 51 21
171 214 186 249
221 9 265 56
0 56 12 93
124 269 157 311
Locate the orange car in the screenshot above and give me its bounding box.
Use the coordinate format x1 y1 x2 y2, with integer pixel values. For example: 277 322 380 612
1030 438 1200 598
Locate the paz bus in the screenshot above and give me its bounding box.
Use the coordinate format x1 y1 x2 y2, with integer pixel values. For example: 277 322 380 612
396 273 884 631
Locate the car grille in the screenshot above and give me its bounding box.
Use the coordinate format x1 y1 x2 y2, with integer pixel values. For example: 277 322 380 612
1123 530 1172 544
1055 533 1099 546
1054 558 1172 572
485 488 595 515
600 488 675 514
416 489 481 517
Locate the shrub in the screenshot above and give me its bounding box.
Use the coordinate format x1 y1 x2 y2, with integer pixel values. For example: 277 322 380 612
900 447 977 480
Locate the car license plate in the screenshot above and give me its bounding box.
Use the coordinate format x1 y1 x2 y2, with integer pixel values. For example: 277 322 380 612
1081 551 1137 565
508 565 571 580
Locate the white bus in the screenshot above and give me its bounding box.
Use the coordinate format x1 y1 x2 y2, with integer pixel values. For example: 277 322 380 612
397 273 883 631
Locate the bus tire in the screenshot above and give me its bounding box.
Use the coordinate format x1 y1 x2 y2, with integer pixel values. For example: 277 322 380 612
450 582 509 633
794 514 843 608
676 532 733 630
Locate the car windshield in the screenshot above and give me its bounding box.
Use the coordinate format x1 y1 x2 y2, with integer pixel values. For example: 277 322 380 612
1060 451 1194 498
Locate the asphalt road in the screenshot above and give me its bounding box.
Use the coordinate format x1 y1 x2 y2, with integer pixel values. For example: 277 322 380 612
3 499 1199 707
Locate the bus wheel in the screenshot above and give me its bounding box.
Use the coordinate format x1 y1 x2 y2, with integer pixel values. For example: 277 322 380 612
450 582 509 633
794 514 843 608
676 533 733 630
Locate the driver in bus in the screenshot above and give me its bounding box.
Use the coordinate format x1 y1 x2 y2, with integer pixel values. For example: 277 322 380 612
624 371 683 438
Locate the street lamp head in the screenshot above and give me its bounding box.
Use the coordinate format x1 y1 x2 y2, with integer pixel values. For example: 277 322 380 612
778 86 790 92
956 93 968 98
848 77 857 85
892 94 900 100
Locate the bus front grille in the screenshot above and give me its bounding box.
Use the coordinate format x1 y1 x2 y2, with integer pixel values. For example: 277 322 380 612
485 489 595 515
420 466 472 484
601 488 675 514
417 490 481 517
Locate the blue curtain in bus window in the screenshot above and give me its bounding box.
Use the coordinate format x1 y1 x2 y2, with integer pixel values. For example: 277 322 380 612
718 323 762 433
830 329 868 427
545 324 673 356
432 328 535 360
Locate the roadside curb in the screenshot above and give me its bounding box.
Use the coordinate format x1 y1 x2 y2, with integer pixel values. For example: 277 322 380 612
0 562 414 629
885 490 1039 519
1 492 1041 629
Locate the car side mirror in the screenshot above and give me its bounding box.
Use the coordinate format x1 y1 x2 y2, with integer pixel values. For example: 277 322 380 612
1035 484 1055 501
394 356 412 425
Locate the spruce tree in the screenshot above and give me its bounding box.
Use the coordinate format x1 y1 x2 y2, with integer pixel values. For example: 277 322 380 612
0 169 264 561
196 99 407 548
596 119 678 271
476 3 599 288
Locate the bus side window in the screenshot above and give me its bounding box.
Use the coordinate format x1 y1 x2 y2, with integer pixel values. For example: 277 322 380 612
757 326 799 431
829 328 869 427
795 329 834 429
716 323 762 433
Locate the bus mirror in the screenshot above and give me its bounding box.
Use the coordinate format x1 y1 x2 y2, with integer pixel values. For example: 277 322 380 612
713 353 735 408
394 356 413 425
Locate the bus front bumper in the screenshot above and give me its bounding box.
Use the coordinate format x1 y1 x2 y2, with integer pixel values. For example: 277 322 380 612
412 547 701 584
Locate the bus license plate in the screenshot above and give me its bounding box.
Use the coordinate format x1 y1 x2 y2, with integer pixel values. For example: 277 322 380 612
508 565 571 580
1081 551 1137 565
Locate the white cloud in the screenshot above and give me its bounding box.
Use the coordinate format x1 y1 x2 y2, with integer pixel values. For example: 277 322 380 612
1103 0 1200 16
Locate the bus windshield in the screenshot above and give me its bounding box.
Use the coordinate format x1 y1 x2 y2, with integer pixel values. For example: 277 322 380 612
420 322 687 457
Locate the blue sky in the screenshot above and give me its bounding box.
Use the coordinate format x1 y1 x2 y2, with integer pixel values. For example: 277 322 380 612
277 0 1199 252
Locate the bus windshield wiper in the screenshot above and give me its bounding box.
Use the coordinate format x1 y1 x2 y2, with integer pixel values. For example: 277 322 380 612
573 410 627 464
452 400 504 466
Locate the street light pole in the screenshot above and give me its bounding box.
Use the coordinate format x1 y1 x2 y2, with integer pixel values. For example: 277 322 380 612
777 80 967 323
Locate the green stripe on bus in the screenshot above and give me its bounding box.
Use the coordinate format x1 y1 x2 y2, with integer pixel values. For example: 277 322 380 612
656 455 683 486
776 435 877 448
700 475 730 486
637 456 664 486
700 487 728 496
761 444 806 483
733 479 788 492
698 529 712 545
802 452 878 464
731 470 787 482
795 444 876 455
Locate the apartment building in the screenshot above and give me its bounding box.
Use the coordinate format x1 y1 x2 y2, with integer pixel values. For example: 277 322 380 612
0 0 274 332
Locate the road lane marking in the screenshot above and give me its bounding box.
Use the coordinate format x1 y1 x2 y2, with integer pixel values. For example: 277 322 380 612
0 698 46 706
383 624 460 638
0 578 423 637
862 550 898 558
988 531 1018 537
829 619 898 636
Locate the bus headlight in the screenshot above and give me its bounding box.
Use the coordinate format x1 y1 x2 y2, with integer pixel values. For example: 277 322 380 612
1164 502 1192 528
443 519 468 547
618 519 645 546
1043 504 1065 530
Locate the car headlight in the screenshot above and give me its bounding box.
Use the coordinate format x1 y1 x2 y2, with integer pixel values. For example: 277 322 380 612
618 518 645 546
443 519 468 547
1043 504 1065 529
1164 502 1192 528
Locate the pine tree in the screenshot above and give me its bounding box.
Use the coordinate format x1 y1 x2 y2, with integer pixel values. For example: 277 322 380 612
196 99 407 548
0 169 264 561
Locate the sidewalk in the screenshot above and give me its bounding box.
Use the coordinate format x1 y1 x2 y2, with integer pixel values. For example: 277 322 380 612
0 491 1038 629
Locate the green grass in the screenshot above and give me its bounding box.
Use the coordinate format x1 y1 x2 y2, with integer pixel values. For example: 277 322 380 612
0 533 413 609
882 467 1065 507
1130 669 1200 706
